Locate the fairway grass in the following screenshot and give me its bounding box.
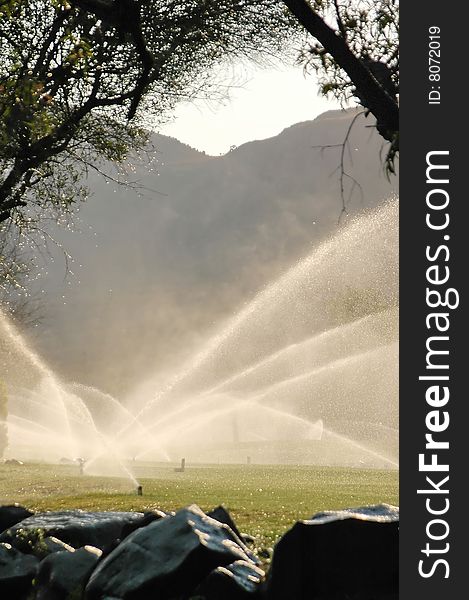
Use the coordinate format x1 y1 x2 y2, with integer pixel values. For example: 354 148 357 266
0 462 398 548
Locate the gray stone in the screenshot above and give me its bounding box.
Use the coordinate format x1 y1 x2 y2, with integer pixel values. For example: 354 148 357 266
0 509 151 550
257 548 271 560
85 504 253 600
206 506 260 566
310 504 399 524
0 542 38 598
207 505 242 541
29 536 76 560
119 509 166 539
265 503 399 600
4 532 76 559
0 504 34 534
42 536 75 554
35 545 102 600
241 533 255 545
195 560 265 599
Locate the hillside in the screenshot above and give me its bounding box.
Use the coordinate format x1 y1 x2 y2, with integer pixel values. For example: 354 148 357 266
32 108 398 395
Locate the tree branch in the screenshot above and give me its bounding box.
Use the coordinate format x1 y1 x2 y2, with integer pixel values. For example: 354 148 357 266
71 0 157 119
333 0 347 40
312 110 366 220
283 0 399 144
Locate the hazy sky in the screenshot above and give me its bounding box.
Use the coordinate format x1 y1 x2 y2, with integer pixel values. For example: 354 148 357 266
158 63 342 156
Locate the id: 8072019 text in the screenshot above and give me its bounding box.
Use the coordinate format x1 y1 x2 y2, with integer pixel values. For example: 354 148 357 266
428 26 441 105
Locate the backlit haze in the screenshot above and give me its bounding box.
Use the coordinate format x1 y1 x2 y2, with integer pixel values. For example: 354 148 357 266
1 60 398 472
158 63 342 155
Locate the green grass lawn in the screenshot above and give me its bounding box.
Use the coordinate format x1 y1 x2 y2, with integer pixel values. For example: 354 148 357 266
0 462 398 548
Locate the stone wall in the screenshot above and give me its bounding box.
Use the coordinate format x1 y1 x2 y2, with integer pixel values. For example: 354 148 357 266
0 502 398 599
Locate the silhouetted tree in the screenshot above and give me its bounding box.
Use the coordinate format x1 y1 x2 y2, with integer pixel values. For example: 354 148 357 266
0 0 299 309
0 0 399 307
0 225 43 327
283 0 399 171
0 0 295 225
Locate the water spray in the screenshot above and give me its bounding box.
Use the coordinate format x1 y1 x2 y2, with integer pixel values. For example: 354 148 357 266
1 203 399 469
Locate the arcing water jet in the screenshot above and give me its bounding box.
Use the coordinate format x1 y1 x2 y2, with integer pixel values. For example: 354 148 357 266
1 201 398 469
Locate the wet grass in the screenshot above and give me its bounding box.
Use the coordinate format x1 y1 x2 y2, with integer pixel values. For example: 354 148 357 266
0 462 398 548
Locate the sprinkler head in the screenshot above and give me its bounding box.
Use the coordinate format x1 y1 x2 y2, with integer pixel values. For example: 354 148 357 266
137 485 143 496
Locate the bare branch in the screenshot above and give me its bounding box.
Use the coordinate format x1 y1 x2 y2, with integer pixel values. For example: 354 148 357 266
312 110 366 219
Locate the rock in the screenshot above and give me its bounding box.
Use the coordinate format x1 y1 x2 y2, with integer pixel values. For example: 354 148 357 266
206 506 260 566
257 548 271 560
35 545 102 600
42 536 75 554
310 504 399 524
0 542 38 598
207 505 243 540
4 532 76 559
0 510 150 550
194 560 265 599
29 536 76 560
241 533 255 545
0 528 76 557
265 503 399 600
4 458 24 465
0 505 34 535
85 504 253 600
119 509 166 539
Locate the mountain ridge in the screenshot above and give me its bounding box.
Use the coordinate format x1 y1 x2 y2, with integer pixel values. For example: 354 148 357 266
32 108 398 396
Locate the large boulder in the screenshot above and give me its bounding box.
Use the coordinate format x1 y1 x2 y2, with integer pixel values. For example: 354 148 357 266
35 545 102 600
85 504 253 600
206 505 243 541
0 509 160 550
119 509 166 539
0 505 34 535
265 504 399 600
31 536 76 560
0 542 38 598
195 560 265 599
41 536 75 554
205 506 260 566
